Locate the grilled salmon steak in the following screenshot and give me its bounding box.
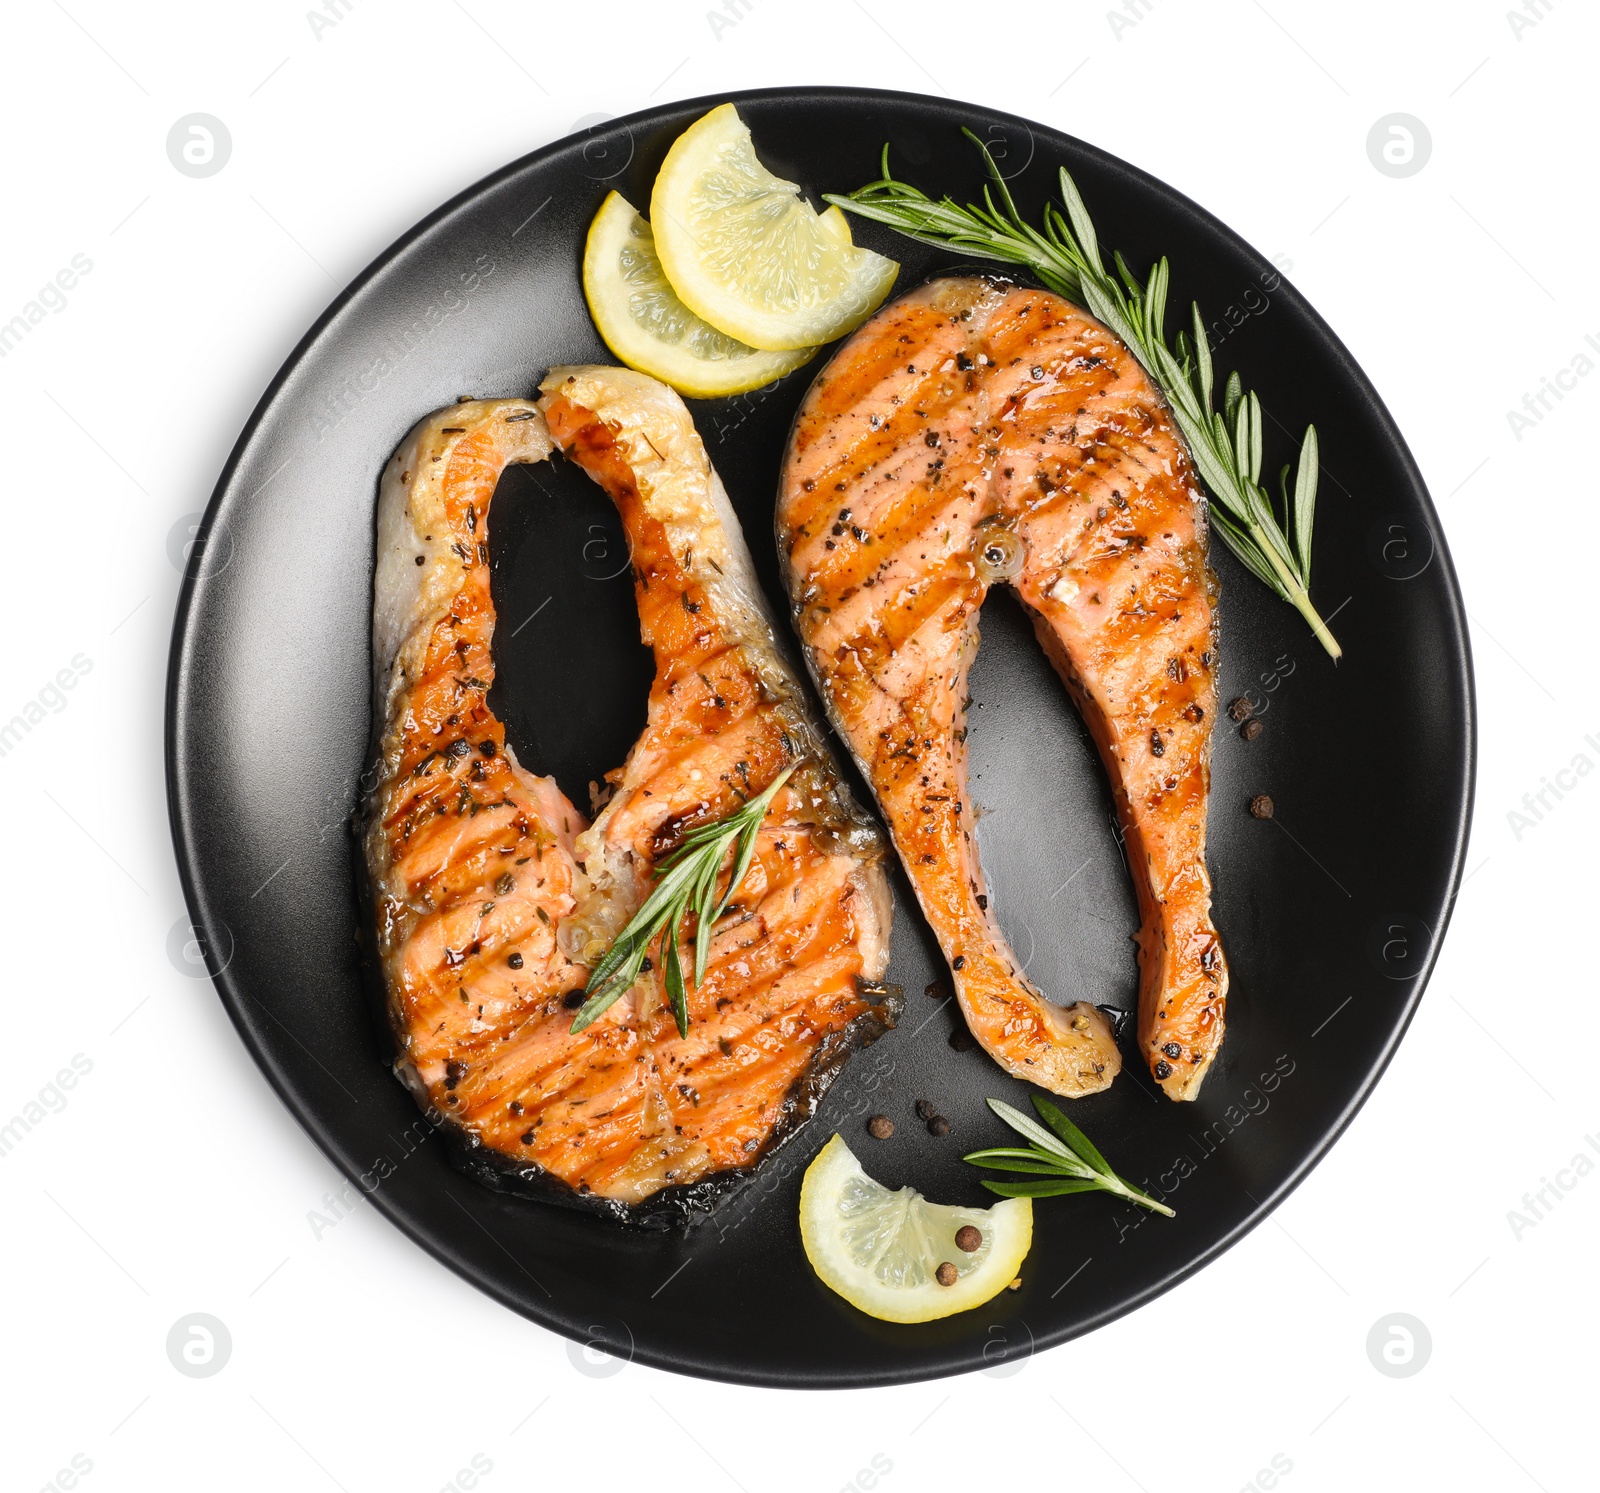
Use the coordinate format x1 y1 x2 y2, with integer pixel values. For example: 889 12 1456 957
778 277 1228 1101
363 369 895 1223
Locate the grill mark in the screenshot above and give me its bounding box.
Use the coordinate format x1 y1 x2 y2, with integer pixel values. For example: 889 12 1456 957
791 378 973 525
803 474 977 605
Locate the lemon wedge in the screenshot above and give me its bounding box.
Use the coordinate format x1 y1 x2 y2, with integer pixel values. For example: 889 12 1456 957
581 191 818 399
649 104 899 352
800 1134 1032 1323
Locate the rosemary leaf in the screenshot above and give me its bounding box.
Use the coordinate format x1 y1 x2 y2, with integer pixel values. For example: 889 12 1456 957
1293 424 1319 580
963 1153 1088 1176
1027 1094 1114 1177
983 1178 1108 1200
662 920 688 1039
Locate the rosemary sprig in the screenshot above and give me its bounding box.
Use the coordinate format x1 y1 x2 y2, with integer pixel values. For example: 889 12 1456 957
825 134 1341 660
569 766 794 1039
964 1096 1175 1216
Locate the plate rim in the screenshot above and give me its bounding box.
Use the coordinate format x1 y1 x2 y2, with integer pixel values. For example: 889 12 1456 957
165 83 1477 1388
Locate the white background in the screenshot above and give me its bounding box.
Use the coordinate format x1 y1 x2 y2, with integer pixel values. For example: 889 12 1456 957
2 2 1593 1489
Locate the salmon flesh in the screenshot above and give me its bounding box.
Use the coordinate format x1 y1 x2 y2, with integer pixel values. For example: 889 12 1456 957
363 367 896 1224
777 277 1228 1101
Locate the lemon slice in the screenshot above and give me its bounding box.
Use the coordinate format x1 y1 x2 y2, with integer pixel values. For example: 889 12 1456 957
650 104 900 352
800 1134 1032 1323
581 191 818 399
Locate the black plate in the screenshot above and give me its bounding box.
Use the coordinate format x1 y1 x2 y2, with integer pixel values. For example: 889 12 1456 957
166 87 1473 1387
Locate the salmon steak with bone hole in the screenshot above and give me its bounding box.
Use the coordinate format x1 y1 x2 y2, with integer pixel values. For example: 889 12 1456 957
777 276 1229 1102
362 365 899 1226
